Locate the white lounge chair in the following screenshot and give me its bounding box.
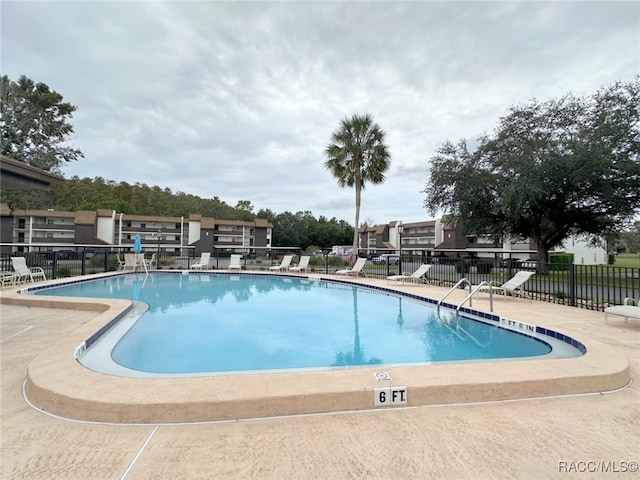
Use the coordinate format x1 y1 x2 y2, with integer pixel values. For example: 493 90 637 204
336 257 367 277
143 253 157 270
478 271 535 299
122 253 146 272
228 254 242 270
387 264 431 284
191 252 211 270
605 298 640 323
11 256 47 283
289 256 311 273
270 255 294 271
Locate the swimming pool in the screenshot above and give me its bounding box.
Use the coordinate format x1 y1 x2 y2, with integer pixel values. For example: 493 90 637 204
33 272 581 377
21 272 625 424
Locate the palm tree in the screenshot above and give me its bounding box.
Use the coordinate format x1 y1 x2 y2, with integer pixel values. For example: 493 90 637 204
324 114 391 262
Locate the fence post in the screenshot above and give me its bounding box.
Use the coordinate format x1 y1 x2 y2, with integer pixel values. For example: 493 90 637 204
568 263 576 307
81 247 86 276
52 252 58 279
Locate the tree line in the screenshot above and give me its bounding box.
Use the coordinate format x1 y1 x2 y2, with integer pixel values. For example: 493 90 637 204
0 176 354 250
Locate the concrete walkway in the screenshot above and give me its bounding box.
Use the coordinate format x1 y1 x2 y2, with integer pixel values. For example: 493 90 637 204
1 276 639 479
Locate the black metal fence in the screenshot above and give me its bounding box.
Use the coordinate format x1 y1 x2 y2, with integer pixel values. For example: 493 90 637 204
366 257 639 311
2 246 638 311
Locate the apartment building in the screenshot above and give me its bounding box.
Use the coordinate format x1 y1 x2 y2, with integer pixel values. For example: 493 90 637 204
0 204 273 256
363 217 534 260
359 216 605 264
359 219 443 257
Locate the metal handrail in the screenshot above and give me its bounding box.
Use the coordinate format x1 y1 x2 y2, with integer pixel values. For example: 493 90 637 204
437 278 495 312
456 281 494 312
437 278 473 306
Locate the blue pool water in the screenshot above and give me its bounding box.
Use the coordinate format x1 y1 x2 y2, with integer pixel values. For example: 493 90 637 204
35 273 553 374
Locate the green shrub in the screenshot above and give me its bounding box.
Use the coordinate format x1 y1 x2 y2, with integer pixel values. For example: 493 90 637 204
549 253 573 271
327 256 349 267
90 253 120 271
56 265 72 278
309 256 325 267
607 253 616 265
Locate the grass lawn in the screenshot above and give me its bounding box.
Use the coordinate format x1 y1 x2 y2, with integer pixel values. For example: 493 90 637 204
613 253 640 268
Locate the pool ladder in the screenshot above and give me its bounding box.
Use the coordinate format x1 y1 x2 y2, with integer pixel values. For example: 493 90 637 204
437 278 495 312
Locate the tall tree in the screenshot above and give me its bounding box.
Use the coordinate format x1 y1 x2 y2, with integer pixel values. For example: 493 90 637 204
424 78 640 269
324 114 391 261
0 75 83 172
234 200 255 221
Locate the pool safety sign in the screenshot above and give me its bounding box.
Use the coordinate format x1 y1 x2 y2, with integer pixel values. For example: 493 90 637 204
500 317 536 334
374 386 407 407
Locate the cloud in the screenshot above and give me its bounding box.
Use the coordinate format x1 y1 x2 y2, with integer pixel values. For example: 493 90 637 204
2 0 638 224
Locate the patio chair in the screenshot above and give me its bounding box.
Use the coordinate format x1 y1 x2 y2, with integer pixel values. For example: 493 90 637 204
121 253 141 272
387 264 431 284
270 255 294 271
11 256 47 283
604 298 640 323
336 257 367 277
478 270 535 300
228 254 242 270
143 253 157 270
191 252 211 270
289 255 311 273
117 254 126 270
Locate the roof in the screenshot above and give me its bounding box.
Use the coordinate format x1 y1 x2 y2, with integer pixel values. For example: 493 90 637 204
404 220 436 228
440 215 458 230
254 218 272 228
97 209 115 218
0 154 65 190
359 224 386 233
75 210 97 225
200 217 215 229
11 209 75 219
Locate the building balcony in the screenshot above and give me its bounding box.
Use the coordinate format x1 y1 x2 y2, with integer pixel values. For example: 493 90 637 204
15 225 75 231
214 240 244 247
120 227 181 234
30 238 72 244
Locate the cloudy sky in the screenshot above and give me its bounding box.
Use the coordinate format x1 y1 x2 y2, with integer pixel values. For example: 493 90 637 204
2 1 638 225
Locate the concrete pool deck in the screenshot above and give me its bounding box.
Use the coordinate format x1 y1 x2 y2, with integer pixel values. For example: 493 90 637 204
2 271 639 479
